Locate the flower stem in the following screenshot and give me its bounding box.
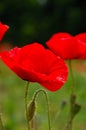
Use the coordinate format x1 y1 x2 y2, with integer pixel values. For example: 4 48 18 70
0 114 5 130
69 60 76 94
33 89 51 130
25 82 30 130
66 60 76 130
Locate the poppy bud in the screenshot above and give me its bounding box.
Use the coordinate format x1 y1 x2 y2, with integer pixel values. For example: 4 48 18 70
27 100 36 121
72 103 81 119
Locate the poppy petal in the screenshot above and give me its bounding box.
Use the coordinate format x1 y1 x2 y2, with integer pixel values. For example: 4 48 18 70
0 22 9 41
0 43 68 91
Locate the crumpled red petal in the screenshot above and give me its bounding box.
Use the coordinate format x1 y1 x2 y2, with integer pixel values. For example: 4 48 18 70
0 43 68 91
0 22 9 41
46 32 86 59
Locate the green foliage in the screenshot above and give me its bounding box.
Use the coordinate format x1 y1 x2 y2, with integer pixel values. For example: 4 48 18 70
0 0 86 46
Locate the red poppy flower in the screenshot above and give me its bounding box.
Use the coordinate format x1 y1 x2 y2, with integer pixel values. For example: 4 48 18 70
0 43 68 91
0 22 9 41
46 32 86 59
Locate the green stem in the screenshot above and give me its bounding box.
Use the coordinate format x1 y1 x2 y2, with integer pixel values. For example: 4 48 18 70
25 82 30 130
69 60 76 94
67 60 76 130
0 114 4 130
33 89 51 130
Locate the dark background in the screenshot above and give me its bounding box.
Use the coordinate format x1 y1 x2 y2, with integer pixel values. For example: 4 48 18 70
0 0 86 46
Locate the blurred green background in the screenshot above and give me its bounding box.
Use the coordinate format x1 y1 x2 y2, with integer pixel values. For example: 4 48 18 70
1 60 86 130
0 0 86 46
0 0 86 130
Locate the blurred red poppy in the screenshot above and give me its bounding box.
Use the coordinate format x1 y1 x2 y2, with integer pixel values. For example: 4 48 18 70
0 22 9 41
46 32 86 59
0 43 68 91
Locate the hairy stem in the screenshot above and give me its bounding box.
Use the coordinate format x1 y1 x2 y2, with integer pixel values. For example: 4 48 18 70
66 60 76 130
25 82 30 130
33 89 51 130
69 60 76 94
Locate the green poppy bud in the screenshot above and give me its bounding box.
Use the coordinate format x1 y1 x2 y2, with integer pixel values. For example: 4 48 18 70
27 100 36 122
